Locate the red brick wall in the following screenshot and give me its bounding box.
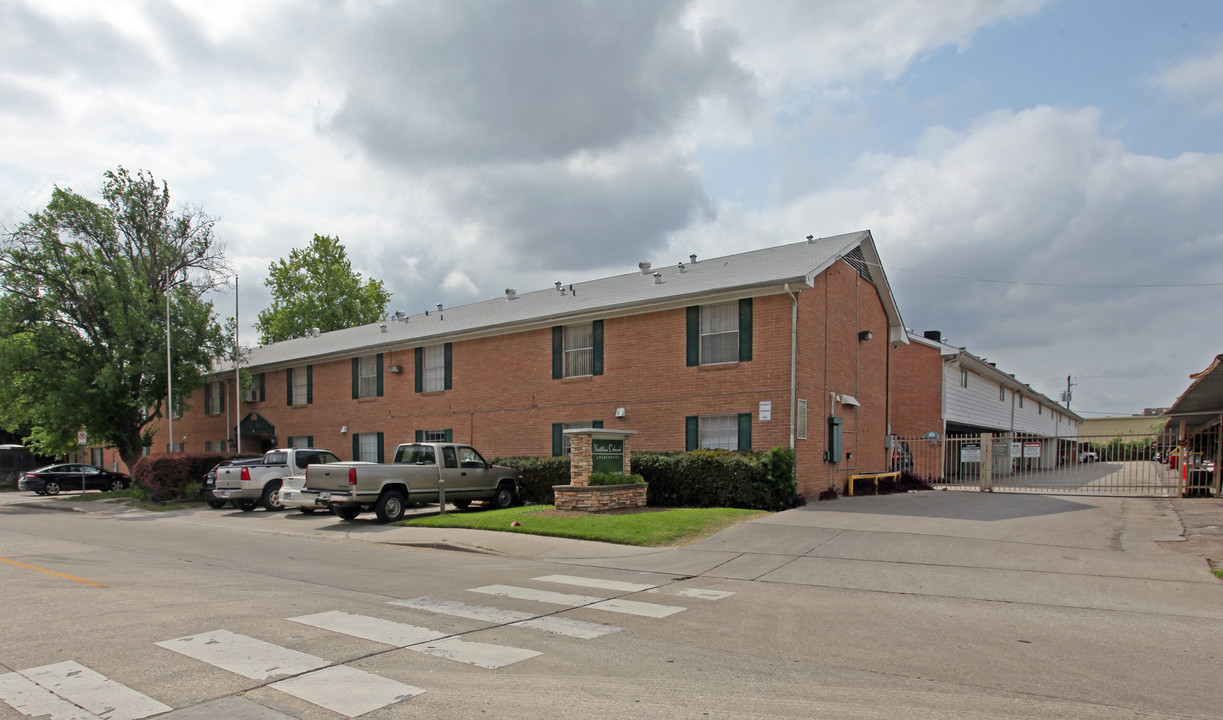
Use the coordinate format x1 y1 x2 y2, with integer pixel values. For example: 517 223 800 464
887 340 946 479
153 260 895 498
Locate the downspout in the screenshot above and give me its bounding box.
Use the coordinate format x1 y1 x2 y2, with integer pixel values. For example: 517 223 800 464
785 283 798 449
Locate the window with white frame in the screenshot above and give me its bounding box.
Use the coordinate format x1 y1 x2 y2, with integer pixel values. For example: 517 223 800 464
796 399 808 440
288 436 312 448
358 433 380 462
699 414 738 450
422 345 445 392
563 324 594 377
292 366 309 405
421 429 448 443
245 373 265 403
206 380 224 415
700 302 739 365
358 355 378 398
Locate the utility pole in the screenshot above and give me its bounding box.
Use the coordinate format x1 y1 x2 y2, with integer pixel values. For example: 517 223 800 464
1062 375 1074 409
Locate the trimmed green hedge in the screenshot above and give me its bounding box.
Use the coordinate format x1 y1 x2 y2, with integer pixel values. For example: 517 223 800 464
131 452 260 502
494 447 796 511
588 472 645 486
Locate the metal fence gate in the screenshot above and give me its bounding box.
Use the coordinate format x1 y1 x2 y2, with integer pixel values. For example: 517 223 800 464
895 429 1221 497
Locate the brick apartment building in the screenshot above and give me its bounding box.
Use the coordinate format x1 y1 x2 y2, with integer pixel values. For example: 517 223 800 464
153 230 906 498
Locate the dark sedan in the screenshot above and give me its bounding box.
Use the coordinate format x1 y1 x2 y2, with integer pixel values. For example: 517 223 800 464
18 464 131 495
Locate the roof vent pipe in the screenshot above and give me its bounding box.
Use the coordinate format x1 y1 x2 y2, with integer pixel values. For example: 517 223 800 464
380 323 387 333
310 327 320 337
689 253 697 264
395 310 406 321
678 262 686 273
807 235 815 243
555 281 563 292
506 288 517 300
639 260 652 275
437 303 443 312
653 272 662 285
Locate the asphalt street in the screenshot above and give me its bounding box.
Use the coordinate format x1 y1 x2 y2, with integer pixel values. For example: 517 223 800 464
0 489 1220 719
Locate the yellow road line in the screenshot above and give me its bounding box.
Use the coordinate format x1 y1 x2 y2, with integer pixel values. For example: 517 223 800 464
0 557 107 588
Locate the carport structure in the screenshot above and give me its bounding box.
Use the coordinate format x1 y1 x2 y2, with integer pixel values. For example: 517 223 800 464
1163 353 1223 497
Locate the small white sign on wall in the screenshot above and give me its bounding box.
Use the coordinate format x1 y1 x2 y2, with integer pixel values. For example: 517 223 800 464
759 401 772 421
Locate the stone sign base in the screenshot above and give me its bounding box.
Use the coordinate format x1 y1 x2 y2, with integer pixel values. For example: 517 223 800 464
554 483 647 512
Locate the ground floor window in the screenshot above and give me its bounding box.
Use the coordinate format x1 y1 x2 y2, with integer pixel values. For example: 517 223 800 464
685 413 752 451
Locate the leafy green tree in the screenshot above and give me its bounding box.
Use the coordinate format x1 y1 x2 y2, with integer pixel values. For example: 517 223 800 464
0 167 230 470
254 234 390 343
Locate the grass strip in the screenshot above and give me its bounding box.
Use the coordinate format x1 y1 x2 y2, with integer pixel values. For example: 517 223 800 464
398 505 767 546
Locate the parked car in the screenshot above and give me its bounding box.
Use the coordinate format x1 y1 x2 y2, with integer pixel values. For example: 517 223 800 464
202 457 264 509
214 447 340 512
889 438 913 472
19 464 130 495
1079 450 1098 463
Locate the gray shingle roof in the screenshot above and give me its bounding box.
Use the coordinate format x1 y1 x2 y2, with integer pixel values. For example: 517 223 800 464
223 230 901 372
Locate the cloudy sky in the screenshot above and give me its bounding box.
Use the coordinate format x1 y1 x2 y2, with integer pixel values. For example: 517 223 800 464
3 0 1222 417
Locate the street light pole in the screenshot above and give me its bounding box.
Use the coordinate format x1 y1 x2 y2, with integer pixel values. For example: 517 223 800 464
235 273 241 454
166 275 173 453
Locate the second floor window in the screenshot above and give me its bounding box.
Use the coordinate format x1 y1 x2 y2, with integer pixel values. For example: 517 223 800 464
287 366 312 406
353 354 383 399
415 343 452 392
563 324 593 377
687 299 752 366
204 380 225 415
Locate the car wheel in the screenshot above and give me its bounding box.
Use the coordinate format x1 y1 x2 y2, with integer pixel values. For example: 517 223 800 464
44 481 61 496
205 498 228 509
235 498 258 512
108 479 126 492
297 507 317 514
261 482 284 511
34 489 46 496
334 505 361 520
375 490 406 523
452 499 472 509
492 484 518 509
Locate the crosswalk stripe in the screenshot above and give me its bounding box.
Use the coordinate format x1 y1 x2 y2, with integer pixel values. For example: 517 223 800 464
390 597 534 624
288 611 447 647
470 584 686 618
0 672 102 720
412 637 541 669
588 598 686 618
13 661 171 720
390 597 622 639
269 666 424 718
675 588 735 600
469 584 604 606
514 616 622 639
155 630 329 680
532 574 658 592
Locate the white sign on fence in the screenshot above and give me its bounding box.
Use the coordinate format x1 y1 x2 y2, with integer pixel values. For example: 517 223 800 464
1023 442 1042 458
960 443 981 462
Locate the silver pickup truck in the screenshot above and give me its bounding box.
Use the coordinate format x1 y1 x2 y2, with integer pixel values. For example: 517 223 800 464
302 442 521 522
214 447 340 512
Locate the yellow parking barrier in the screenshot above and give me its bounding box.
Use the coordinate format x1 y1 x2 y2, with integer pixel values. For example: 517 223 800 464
846 471 901 497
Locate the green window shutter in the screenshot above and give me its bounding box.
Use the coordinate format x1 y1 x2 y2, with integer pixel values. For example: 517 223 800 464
285 368 293 406
738 413 752 451
218 384 224 414
204 383 212 415
414 348 423 393
443 343 453 390
686 306 700 366
552 326 563 379
257 372 265 401
306 436 313 447
377 432 385 463
306 365 313 404
443 429 453 442
351 358 359 399
352 433 360 461
592 320 604 375
738 298 753 362
552 423 564 457
593 420 603 429
685 416 699 451
376 353 384 396
415 429 423 442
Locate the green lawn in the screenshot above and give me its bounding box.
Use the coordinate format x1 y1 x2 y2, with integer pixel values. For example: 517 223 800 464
398 506 768 546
